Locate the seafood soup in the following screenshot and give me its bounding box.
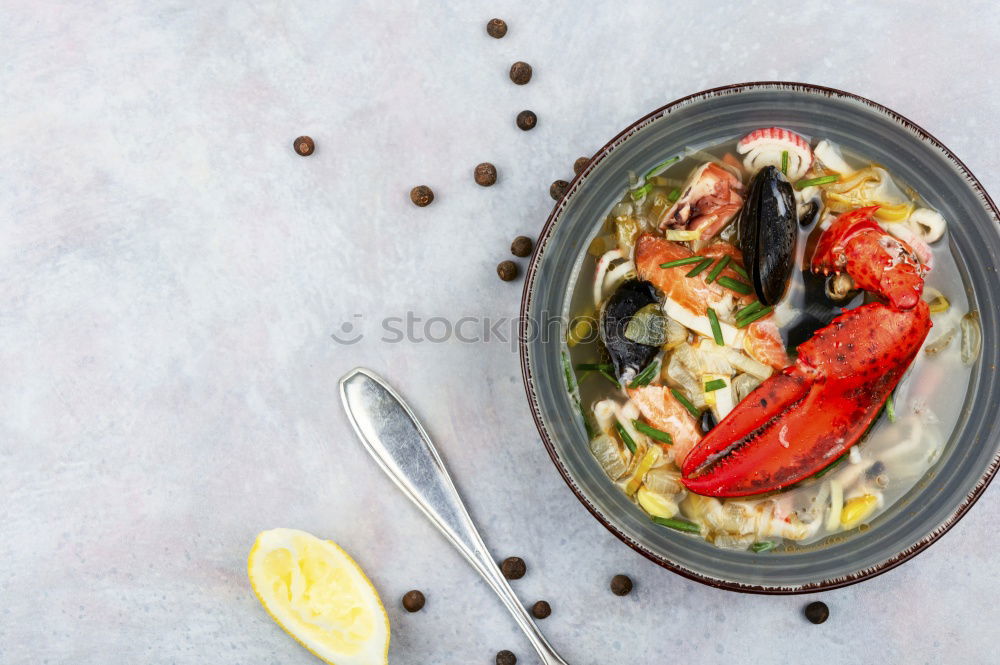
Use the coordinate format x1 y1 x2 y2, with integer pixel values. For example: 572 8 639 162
565 127 982 551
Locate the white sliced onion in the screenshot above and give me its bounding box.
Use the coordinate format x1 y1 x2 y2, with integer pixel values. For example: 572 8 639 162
663 298 741 346
813 139 854 174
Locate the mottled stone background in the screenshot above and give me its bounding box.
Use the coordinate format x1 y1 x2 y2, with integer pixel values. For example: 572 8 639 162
2 1 998 663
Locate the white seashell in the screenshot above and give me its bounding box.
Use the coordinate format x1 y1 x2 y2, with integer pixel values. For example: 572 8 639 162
907 207 946 243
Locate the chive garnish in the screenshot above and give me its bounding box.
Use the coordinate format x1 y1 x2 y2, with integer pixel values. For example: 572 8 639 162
644 155 680 180
813 453 846 479
668 188 681 202
736 305 774 328
707 307 724 346
795 174 840 189
751 541 777 553
704 378 727 392
652 516 701 533
670 388 701 419
717 276 752 294
781 150 789 175
633 420 673 445
630 182 653 200
705 255 731 284
886 391 896 423
597 369 621 389
731 262 749 280
575 362 613 372
659 255 705 269
735 301 763 321
615 422 637 454
685 258 714 277
629 360 659 388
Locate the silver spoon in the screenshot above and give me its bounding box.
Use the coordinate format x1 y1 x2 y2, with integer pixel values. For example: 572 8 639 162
340 367 570 665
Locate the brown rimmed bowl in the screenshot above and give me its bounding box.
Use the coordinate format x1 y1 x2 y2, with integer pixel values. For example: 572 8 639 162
518 82 1000 593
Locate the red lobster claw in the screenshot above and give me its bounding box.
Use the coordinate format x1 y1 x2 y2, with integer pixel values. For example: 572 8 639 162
681 208 932 497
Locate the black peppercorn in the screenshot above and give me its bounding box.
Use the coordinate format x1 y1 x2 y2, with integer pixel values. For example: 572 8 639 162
610 574 633 596
549 179 569 201
511 236 533 257
805 601 829 624
509 61 532 85
496 650 516 665
531 600 551 619
573 157 590 175
500 556 526 579
293 136 315 156
486 18 507 38
474 162 498 186
409 185 434 207
402 590 425 612
516 110 537 131
497 261 518 281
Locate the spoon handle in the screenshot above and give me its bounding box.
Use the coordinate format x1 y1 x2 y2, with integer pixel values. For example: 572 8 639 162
340 368 569 665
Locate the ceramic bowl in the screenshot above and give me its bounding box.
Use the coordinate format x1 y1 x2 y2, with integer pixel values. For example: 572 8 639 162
519 82 1000 593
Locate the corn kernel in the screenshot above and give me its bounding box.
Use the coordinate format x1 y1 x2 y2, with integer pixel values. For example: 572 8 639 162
840 494 878 530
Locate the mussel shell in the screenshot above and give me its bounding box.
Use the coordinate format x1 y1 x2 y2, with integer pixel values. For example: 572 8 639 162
599 279 660 382
737 166 798 306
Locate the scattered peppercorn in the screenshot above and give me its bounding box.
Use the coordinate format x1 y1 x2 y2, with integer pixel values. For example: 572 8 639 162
500 556 526 579
549 179 569 201
402 590 425 612
610 574 633 596
805 601 829 624
409 185 434 207
474 162 498 187
293 136 315 156
516 110 537 131
509 61 532 85
573 157 590 175
486 18 507 38
497 261 518 281
496 650 516 665
511 236 533 257
531 600 551 619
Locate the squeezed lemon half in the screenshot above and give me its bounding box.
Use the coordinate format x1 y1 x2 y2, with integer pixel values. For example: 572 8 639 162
248 528 389 665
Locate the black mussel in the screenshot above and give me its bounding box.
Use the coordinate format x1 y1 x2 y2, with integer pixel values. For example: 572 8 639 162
700 409 717 434
600 279 660 382
737 166 798 306
798 198 821 227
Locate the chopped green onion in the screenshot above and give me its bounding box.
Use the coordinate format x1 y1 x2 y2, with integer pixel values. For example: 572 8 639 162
644 155 680 180
886 391 896 423
751 541 777 553
598 369 621 389
667 188 681 202
736 305 774 328
717 276 752 294
781 150 789 175
707 307 724 346
615 422 637 454
813 453 846 479
659 255 706 269
735 301 763 321
795 174 840 190
629 360 659 388
575 362 613 372
630 182 653 200
670 388 701 419
731 262 749 280
705 255 731 284
685 258 714 278
704 378 727 392
562 351 576 394
633 420 673 445
652 516 701 533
